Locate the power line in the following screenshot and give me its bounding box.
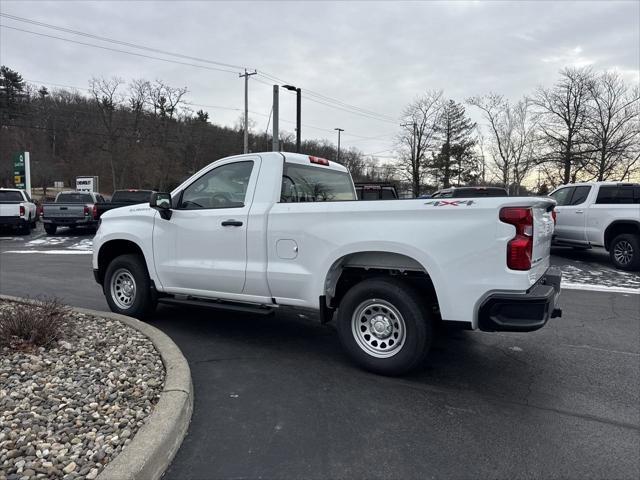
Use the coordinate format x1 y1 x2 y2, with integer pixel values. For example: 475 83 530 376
0 13 247 71
0 24 240 75
2 13 398 126
258 71 397 122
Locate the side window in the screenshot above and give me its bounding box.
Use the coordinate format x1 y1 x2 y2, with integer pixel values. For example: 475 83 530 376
180 161 253 209
24 192 32 203
96 195 105 203
568 186 591 205
596 186 636 204
550 187 574 206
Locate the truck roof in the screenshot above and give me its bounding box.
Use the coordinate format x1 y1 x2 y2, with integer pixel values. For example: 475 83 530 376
553 181 640 188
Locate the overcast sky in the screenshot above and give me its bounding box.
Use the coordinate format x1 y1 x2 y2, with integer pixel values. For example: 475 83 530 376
1 0 638 158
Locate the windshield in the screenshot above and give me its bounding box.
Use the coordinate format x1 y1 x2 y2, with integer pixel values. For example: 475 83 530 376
56 193 93 203
0 191 23 202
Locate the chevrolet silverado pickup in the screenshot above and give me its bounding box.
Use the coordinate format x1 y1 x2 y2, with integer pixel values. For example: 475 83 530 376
93 152 561 375
0 188 37 234
42 191 105 234
550 182 640 271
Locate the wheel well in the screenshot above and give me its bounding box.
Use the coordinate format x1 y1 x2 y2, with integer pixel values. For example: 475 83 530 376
325 252 441 320
604 222 640 250
97 240 145 285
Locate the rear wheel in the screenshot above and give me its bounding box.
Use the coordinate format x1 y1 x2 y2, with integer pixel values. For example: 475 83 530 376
44 224 57 235
336 277 433 376
19 218 31 235
104 254 157 319
610 234 640 271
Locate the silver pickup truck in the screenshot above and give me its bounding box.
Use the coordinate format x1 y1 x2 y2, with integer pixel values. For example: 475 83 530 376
42 191 105 235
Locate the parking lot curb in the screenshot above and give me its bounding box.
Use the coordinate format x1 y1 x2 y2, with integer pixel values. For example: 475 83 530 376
0 295 193 480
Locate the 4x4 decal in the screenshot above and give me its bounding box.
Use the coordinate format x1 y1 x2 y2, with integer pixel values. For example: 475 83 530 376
424 200 475 206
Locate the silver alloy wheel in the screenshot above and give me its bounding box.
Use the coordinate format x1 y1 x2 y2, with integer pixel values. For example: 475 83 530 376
110 268 137 309
613 240 634 266
351 299 406 358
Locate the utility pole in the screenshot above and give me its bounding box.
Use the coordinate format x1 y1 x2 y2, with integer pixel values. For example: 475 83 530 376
334 128 344 162
239 69 257 154
272 85 279 151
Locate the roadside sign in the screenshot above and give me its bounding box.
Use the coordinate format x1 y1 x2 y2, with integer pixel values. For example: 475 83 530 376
76 176 99 192
12 151 31 195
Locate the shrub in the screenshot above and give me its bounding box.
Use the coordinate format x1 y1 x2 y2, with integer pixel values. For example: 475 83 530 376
0 297 70 349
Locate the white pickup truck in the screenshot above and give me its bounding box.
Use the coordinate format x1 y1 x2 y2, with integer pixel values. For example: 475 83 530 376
0 188 37 234
93 152 562 375
550 182 640 271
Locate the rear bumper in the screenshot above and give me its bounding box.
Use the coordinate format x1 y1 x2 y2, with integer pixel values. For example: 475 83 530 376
478 267 562 332
0 216 27 227
42 218 96 226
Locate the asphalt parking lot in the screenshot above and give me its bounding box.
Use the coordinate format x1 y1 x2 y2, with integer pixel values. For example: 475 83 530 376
1 224 639 479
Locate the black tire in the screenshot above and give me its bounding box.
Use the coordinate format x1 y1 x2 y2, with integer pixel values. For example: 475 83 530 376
19 218 31 235
44 224 57 235
336 277 433 376
104 253 157 319
610 233 640 271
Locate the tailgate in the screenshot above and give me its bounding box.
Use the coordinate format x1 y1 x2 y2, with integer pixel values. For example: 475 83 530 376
532 203 555 266
0 203 20 217
44 204 86 218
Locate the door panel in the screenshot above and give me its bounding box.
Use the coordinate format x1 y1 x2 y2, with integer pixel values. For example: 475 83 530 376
554 186 590 243
152 158 259 294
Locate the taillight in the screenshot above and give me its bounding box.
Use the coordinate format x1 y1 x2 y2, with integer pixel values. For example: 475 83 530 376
500 207 533 271
551 209 557 225
92 204 98 220
19 205 25 217
84 205 90 216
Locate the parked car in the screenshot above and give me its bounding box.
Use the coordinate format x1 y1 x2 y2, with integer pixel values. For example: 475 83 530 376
355 183 398 200
550 182 640 271
93 152 561 375
0 188 37 234
94 189 155 219
430 186 509 198
42 191 105 235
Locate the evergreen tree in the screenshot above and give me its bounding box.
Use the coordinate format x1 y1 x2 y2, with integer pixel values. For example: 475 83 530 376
0 65 27 123
432 99 477 187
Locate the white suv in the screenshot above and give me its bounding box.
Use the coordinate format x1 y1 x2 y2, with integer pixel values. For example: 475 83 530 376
550 182 640 270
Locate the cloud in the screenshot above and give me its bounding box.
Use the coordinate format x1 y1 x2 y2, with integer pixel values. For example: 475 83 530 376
0 0 637 156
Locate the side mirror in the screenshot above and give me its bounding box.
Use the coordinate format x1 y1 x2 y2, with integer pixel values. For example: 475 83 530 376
150 192 172 220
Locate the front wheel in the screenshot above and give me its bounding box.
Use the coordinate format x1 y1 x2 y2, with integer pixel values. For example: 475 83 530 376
44 224 57 235
104 254 157 319
336 277 433 376
610 234 640 271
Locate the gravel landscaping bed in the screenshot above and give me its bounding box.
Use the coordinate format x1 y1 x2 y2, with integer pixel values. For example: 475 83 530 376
0 300 165 480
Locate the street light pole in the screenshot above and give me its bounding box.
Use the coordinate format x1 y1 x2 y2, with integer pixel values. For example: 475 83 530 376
283 85 301 152
334 128 344 163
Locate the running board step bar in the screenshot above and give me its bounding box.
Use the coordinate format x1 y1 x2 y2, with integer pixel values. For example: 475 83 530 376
158 297 275 316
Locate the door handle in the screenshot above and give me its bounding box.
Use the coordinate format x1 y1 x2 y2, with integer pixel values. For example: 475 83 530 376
575 210 584 214
221 219 243 227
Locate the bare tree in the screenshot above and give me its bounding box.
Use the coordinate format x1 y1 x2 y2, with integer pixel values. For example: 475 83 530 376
532 67 595 185
90 77 124 191
582 72 640 181
467 94 539 194
396 90 443 196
